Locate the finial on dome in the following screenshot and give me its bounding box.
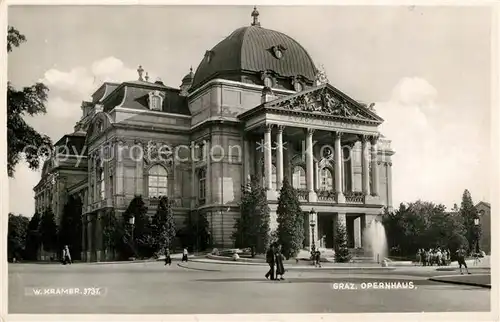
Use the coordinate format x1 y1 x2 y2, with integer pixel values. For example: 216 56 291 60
145 72 149 82
251 6 260 27
137 65 144 81
190 66 193 73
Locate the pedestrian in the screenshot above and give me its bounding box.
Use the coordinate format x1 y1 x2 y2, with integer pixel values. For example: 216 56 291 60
164 249 172 266
315 250 322 268
181 248 188 262
265 243 276 280
456 247 471 275
62 245 72 265
275 244 286 281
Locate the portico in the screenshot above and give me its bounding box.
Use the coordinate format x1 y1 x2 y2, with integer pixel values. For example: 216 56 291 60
238 83 394 251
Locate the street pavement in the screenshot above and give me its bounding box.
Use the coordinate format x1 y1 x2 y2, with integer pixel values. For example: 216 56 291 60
8 261 491 314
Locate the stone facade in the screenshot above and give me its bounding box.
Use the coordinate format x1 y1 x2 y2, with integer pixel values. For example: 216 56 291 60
33 14 395 261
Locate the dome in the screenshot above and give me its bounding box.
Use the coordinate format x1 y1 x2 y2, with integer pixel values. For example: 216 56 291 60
181 67 194 84
191 25 317 91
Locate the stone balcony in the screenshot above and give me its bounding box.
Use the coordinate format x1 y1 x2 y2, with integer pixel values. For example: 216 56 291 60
279 189 376 205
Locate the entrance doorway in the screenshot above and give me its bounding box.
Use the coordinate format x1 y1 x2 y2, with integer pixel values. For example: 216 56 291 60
317 213 334 248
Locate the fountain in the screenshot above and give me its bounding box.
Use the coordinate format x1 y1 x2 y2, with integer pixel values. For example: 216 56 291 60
362 218 388 263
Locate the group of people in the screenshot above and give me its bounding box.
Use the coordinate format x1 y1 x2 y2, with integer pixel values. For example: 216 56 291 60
265 243 286 281
416 248 451 266
417 246 473 275
164 248 189 266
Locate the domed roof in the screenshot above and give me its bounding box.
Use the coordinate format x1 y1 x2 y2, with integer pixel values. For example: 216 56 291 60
182 67 194 83
191 25 317 91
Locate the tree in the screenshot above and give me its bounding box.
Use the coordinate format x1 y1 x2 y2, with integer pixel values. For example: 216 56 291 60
151 196 177 255
382 201 468 258
8 213 30 260
179 210 211 252
459 189 480 252
39 208 58 255
58 195 83 260
24 212 42 260
334 219 351 263
101 209 121 260
232 176 271 253
122 195 152 258
7 26 52 177
276 177 305 259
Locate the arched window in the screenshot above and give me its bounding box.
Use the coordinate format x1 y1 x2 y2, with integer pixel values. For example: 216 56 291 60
97 163 105 200
320 167 334 190
198 168 206 202
148 165 168 198
292 166 306 189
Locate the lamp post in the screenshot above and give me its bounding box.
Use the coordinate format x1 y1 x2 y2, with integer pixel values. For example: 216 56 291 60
309 209 317 253
474 217 480 254
128 216 135 258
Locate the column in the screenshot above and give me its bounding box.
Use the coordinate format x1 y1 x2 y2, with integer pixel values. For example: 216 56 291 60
360 215 366 247
361 136 370 196
313 161 319 191
243 136 251 185
334 132 345 203
348 144 354 192
263 125 274 199
206 139 212 204
87 217 92 262
305 129 317 202
81 216 86 261
191 142 196 208
95 214 102 261
308 211 319 251
354 216 361 248
370 136 379 196
386 162 393 210
276 126 284 190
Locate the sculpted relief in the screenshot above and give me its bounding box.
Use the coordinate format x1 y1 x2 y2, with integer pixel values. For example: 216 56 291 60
269 87 375 121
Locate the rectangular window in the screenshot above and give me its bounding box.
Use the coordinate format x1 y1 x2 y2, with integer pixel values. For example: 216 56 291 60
158 187 167 196
149 187 158 197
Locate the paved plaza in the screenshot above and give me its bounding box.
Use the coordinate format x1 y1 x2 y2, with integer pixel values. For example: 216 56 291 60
8 260 491 314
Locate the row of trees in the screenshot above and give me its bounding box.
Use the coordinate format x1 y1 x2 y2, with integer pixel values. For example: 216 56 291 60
98 195 211 260
232 176 351 262
8 195 83 261
383 189 482 259
8 194 213 262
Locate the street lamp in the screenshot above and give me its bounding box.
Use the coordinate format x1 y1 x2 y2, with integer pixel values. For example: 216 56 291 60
474 217 480 253
309 209 317 253
128 215 135 250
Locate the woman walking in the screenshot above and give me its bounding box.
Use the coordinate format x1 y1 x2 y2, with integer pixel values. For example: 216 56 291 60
275 244 286 281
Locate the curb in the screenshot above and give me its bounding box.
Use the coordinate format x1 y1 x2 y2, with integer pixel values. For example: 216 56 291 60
436 267 490 272
428 277 491 289
190 259 397 271
177 263 221 272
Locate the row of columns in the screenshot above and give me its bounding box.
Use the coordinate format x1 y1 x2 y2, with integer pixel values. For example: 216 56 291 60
260 124 380 202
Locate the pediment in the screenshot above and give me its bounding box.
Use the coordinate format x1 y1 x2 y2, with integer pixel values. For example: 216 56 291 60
266 84 383 124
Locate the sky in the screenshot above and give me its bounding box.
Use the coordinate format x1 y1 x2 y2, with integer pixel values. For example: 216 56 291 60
7 5 492 216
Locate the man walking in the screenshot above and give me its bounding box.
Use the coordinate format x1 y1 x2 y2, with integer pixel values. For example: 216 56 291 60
456 247 471 275
62 245 72 265
265 243 276 280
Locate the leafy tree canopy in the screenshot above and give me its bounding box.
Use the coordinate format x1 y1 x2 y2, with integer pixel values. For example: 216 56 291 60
7 26 52 177
8 213 30 259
